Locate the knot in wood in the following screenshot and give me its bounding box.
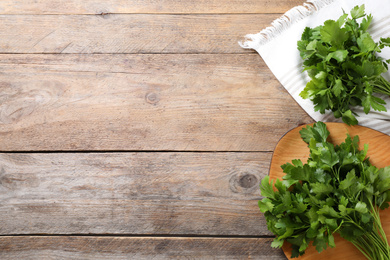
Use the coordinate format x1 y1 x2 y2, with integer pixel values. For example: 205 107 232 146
229 172 259 194
145 92 160 104
238 174 257 189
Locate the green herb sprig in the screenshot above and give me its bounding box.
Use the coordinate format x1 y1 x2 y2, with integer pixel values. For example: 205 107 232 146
260 122 390 259
298 5 390 125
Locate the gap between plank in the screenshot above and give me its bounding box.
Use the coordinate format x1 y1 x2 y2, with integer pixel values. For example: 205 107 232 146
0 234 275 239
0 13 284 16
0 52 258 55
0 52 256 55
0 150 273 153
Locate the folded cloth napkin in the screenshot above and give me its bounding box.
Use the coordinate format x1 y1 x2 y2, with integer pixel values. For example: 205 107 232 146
240 0 390 134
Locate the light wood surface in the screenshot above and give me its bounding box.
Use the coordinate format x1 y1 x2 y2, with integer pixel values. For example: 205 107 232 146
0 152 272 235
0 0 304 14
270 123 390 259
0 14 280 54
0 0 314 259
0 236 286 259
0 54 310 151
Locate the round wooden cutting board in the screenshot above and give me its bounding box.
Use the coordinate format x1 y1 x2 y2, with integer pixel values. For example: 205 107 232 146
269 122 390 260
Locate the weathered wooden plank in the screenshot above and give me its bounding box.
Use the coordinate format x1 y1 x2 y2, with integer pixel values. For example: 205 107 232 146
0 236 286 259
0 54 313 151
1 152 270 235
0 14 278 54
0 0 304 14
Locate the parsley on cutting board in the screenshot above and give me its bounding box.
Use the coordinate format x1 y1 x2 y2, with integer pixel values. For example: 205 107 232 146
297 5 390 125
259 122 390 259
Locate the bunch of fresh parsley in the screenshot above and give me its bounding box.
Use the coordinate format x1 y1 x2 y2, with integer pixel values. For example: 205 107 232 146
298 5 390 125
259 122 390 259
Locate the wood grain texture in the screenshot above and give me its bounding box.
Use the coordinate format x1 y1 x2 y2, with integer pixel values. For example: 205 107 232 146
0 54 313 151
0 0 313 258
0 236 286 259
0 152 273 235
0 14 279 54
0 0 304 14
270 123 390 259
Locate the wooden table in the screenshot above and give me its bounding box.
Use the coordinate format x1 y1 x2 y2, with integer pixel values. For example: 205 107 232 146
0 1 313 259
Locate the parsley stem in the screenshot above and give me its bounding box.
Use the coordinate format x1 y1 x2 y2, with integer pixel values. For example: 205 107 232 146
350 201 390 260
351 239 372 259
372 76 390 96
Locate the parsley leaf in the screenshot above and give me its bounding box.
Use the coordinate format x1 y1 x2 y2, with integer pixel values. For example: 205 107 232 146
350 5 366 19
259 122 390 258
320 20 349 47
299 121 329 143
297 5 390 125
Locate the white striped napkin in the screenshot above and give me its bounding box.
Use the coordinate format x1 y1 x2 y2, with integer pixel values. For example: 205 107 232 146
241 0 390 134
